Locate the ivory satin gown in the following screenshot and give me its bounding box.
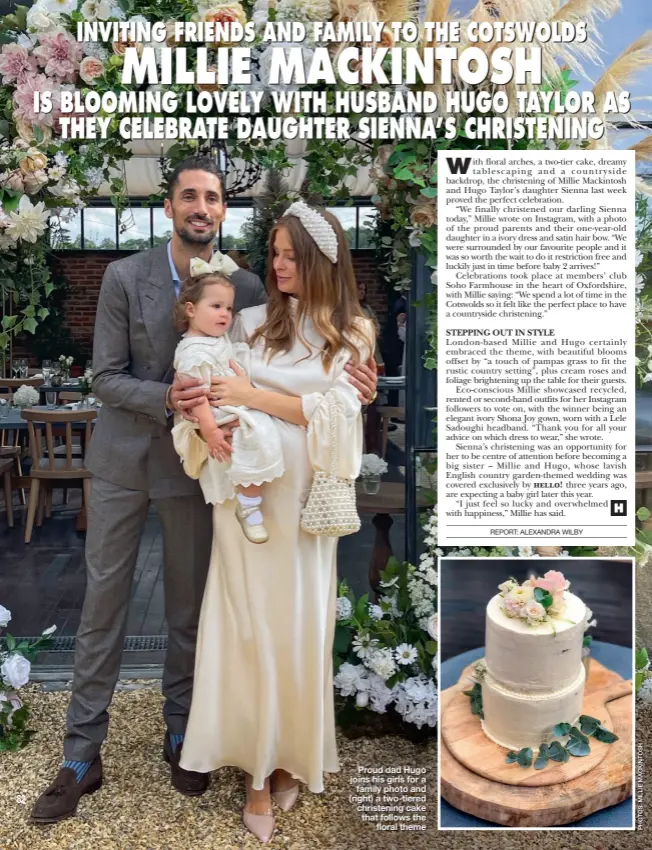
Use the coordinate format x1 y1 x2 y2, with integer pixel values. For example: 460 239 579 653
178 303 372 791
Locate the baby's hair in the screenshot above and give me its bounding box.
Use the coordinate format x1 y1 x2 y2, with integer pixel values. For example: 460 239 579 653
174 272 235 332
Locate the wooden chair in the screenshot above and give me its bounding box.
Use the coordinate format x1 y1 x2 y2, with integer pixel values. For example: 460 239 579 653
59 391 82 403
22 408 97 543
0 456 14 527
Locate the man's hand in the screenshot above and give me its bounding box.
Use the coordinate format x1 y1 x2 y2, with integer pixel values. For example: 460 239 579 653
206 427 233 463
169 373 209 423
345 357 378 405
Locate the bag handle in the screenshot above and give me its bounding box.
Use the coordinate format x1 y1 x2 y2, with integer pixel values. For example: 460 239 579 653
328 392 340 479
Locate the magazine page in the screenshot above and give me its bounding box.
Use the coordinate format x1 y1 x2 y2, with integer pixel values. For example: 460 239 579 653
0 1 648 849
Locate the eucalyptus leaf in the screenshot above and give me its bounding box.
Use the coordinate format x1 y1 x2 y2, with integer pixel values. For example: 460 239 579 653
636 647 649 670
548 741 567 762
568 727 589 743
534 751 549 770
593 726 619 744
516 748 533 768
552 722 571 737
579 715 600 736
505 751 518 764
566 737 591 757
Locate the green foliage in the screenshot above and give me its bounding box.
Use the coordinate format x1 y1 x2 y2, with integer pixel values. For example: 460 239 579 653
507 715 618 772
462 682 483 718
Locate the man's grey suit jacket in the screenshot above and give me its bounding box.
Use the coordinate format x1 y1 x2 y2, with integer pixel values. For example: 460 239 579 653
85 243 267 498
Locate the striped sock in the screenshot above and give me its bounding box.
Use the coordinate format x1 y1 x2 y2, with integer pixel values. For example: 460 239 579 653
170 733 184 752
62 760 92 783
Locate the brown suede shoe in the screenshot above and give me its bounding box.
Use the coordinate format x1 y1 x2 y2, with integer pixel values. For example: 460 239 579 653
163 734 210 796
30 757 103 824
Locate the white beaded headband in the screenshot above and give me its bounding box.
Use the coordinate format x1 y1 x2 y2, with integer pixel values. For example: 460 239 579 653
282 201 338 264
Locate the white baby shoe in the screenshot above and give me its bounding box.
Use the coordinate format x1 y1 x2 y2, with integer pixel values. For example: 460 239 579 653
235 502 269 544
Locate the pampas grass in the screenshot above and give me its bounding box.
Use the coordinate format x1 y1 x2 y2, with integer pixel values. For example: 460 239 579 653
629 135 652 163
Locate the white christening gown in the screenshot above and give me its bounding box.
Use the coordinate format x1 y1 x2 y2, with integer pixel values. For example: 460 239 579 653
178 303 372 791
172 334 284 504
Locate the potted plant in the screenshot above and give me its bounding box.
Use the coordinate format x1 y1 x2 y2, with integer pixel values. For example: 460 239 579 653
359 454 388 495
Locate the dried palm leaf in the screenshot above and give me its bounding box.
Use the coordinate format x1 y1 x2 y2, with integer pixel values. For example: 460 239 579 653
424 0 450 22
593 32 652 105
551 0 620 25
629 135 652 163
377 0 420 24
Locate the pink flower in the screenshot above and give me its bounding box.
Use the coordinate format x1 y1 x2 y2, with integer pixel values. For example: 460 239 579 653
524 601 546 623
79 56 104 85
0 170 24 192
532 570 569 594
33 32 83 82
0 44 38 84
13 74 61 128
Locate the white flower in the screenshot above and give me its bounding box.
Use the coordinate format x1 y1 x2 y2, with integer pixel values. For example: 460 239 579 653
366 673 394 713
42 624 57 636
352 633 378 661
368 604 384 621
360 453 389 477
379 576 399 589
26 3 61 33
395 643 418 665
1 653 31 689
333 662 364 696
110 5 125 18
638 676 652 704
355 690 369 708
0 605 11 628
81 0 113 20
48 165 66 182
83 40 110 61
426 613 438 640
335 596 352 621
17 33 37 49
518 546 534 557
431 655 438 673
85 167 104 190
43 0 78 14
524 600 546 623
276 0 332 23
379 594 400 617
366 647 396 680
12 385 40 408
6 195 50 243
498 579 517 595
54 151 68 168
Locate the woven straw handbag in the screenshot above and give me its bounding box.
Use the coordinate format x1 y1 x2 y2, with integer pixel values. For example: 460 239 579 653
300 394 361 537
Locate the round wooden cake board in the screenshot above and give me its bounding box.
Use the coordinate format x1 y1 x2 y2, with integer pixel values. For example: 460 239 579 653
440 658 633 827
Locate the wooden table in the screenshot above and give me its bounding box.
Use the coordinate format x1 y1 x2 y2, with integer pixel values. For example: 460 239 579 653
356 480 430 596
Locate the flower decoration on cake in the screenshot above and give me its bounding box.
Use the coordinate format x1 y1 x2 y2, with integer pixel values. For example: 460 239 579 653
498 571 571 625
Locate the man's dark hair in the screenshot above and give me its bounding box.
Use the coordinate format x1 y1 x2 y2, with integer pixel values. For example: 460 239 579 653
166 156 226 201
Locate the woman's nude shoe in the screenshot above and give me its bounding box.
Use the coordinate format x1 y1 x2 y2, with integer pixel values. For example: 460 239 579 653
235 504 269 544
242 809 275 843
271 783 299 812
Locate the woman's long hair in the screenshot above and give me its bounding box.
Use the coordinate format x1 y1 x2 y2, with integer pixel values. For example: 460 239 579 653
249 208 374 370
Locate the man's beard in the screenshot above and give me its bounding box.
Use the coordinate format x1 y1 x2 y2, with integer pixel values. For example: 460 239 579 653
175 220 218 245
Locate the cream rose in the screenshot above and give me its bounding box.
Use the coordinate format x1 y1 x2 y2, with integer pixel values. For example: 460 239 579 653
0 170 25 192
23 169 49 193
200 3 247 46
16 118 52 144
79 55 105 85
19 148 48 174
410 203 437 229
427 613 438 640
113 39 143 57
195 68 222 92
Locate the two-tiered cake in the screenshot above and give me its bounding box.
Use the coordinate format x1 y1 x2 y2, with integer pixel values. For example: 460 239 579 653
480 571 587 750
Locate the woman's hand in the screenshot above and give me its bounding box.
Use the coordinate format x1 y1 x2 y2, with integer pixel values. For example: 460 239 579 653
345 357 378 404
209 361 256 407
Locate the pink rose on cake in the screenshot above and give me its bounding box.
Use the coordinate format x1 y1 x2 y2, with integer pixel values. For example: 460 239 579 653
503 585 533 618
524 600 546 623
527 570 569 594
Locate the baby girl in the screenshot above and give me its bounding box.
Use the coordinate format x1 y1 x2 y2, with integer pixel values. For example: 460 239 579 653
171 262 284 543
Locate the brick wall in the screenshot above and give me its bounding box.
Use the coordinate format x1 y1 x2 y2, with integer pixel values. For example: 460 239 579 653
47 248 388 354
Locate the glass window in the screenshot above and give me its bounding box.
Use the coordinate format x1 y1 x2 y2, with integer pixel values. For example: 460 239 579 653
119 207 151 250
221 207 252 251
49 209 82 249
358 207 378 249
327 207 356 248
152 207 174 247
83 207 116 250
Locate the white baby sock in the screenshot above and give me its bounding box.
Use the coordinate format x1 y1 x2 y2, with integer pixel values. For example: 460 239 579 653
237 494 263 526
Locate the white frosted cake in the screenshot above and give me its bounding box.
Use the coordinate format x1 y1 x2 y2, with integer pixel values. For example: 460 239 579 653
480 572 587 750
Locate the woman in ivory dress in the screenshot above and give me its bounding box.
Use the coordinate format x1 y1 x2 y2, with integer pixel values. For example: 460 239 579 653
176 202 375 843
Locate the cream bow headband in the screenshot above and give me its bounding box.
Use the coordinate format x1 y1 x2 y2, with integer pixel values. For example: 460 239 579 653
282 201 338 264
189 252 239 278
